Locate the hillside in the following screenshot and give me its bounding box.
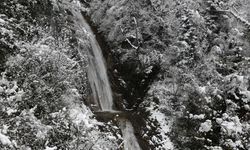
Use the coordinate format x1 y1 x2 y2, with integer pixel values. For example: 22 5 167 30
0 0 250 149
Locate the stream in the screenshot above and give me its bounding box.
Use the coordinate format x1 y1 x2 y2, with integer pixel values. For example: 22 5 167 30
70 7 142 150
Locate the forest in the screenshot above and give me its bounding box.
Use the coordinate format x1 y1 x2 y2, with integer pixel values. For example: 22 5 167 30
0 0 250 149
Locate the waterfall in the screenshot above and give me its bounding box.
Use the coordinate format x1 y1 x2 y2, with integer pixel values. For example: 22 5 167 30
118 118 142 150
87 33 114 111
69 5 141 150
71 9 113 111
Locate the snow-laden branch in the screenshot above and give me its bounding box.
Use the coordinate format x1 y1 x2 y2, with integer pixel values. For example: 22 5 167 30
228 9 250 30
119 26 139 50
212 3 250 30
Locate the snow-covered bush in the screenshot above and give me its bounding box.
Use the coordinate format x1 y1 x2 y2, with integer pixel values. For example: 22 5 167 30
0 0 121 149
0 72 118 149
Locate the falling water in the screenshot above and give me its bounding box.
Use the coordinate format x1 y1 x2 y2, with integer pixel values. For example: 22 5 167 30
69 5 141 150
71 9 113 111
118 118 142 150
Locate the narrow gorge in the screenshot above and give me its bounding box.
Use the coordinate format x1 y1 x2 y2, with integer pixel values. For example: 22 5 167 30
70 6 144 150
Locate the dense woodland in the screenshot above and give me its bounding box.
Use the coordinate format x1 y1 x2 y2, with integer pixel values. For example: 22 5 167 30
0 0 250 149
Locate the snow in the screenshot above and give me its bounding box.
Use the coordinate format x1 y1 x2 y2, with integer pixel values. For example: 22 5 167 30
189 114 205 119
0 86 3 93
147 104 174 150
5 81 18 95
199 120 212 132
36 130 47 139
145 66 153 74
241 90 250 103
144 81 175 149
224 139 244 149
208 146 223 150
220 119 242 135
61 89 95 128
2 125 9 134
107 135 116 140
244 104 250 111
216 118 223 124
0 27 13 36
0 18 5 24
45 146 57 150
69 107 93 128
198 86 206 94
6 107 17 115
217 115 243 136
211 45 222 54
0 73 9 86
150 109 171 133
0 132 11 146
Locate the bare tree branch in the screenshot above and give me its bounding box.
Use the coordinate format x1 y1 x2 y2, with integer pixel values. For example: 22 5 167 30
119 26 139 50
133 17 139 47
